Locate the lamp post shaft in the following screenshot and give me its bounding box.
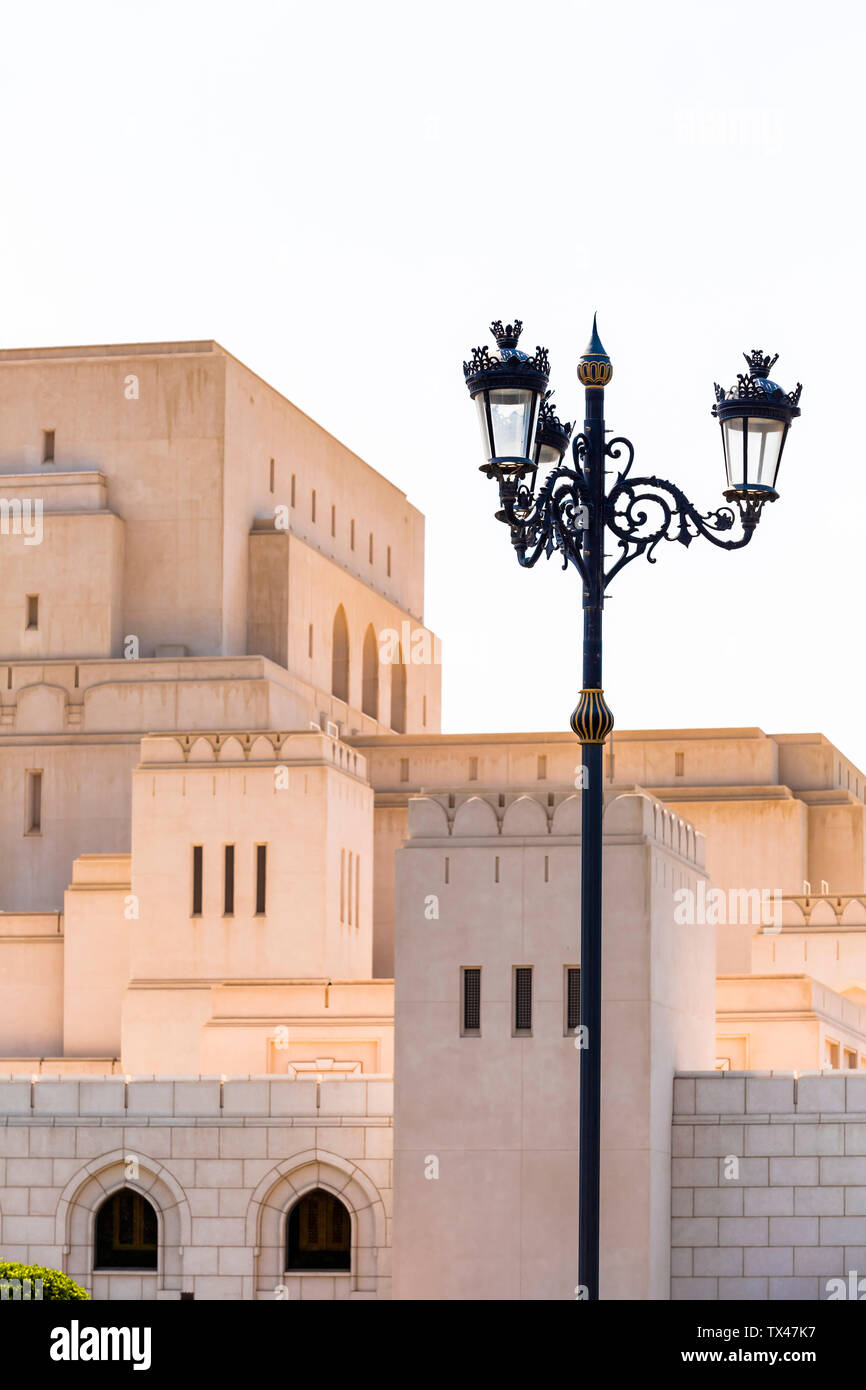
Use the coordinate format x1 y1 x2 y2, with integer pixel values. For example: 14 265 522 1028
578 382 606 1300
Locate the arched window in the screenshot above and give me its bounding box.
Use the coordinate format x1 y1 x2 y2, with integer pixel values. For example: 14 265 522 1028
286 1189 351 1272
332 606 350 703
94 1188 158 1270
391 643 407 733
362 624 379 720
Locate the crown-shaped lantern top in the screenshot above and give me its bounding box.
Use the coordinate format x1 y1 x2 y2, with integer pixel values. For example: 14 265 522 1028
462 319 550 383
743 349 779 380
713 348 802 409
490 320 523 350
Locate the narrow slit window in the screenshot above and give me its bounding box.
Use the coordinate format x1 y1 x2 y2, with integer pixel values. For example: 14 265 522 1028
331 504 336 537
462 967 481 1035
566 966 581 1034
514 967 533 1034
400 758 409 783
469 756 478 781
224 845 235 916
350 519 355 550
311 489 317 523
26 595 39 630
269 458 275 494
291 474 296 507
347 851 353 926
192 846 203 916
355 853 360 929
255 844 267 915
340 848 345 923
386 545 391 577
675 751 685 777
422 695 427 728
537 755 547 780
308 623 314 659
42 429 55 464
25 771 42 834
369 532 374 564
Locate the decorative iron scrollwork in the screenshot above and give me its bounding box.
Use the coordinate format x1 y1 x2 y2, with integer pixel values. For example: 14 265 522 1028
602 473 756 588
495 430 763 592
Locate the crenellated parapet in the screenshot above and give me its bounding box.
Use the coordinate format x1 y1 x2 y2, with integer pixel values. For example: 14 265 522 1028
403 786 705 865
138 728 367 781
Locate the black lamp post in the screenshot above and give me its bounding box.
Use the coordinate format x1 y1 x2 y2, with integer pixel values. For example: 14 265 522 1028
463 317 802 1301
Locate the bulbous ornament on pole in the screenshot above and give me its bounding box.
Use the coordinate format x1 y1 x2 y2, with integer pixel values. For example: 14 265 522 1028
570 688 615 744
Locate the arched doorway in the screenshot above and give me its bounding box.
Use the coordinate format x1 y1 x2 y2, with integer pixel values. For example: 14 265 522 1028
94 1188 158 1271
286 1188 351 1272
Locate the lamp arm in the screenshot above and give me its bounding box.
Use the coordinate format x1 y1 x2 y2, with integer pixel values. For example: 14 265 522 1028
498 462 590 586
602 471 764 589
492 429 767 595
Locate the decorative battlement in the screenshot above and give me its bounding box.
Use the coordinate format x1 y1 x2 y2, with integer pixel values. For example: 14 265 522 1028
138 729 367 779
404 788 705 864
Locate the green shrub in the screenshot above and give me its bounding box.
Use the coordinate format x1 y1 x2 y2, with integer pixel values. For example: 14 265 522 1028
0 1262 89 1300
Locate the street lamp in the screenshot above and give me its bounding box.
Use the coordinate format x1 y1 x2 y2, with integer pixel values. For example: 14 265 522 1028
462 315 802 1301
714 349 801 504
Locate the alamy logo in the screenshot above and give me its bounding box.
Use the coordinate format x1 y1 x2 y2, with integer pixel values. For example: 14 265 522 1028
49 1320 152 1370
0 497 43 546
0 1276 43 1299
826 1270 866 1300
673 884 782 930
378 620 441 666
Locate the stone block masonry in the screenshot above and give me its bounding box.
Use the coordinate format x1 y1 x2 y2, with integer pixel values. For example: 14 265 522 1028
0 1075 392 1301
672 1072 866 1300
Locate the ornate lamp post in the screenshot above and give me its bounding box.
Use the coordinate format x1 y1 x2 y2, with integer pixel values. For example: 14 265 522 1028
463 317 802 1301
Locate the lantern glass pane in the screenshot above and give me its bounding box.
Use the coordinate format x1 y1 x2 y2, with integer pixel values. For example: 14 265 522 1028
722 417 745 488
474 394 494 464
488 387 535 460
536 440 563 469
746 416 785 487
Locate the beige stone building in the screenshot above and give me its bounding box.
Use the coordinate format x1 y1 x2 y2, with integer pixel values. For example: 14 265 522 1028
1 341 865 1299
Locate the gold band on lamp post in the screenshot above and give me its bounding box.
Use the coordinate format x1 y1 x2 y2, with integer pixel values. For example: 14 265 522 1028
570 687 614 744
577 358 612 388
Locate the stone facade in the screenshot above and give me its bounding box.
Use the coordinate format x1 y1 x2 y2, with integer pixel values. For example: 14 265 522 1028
3 340 866 1299
672 1071 866 1299
0 1076 392 1301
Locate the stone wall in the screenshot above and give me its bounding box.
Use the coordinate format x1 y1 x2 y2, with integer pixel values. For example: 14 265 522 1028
0 1075 392 1301
672 1070 866 1300
393 789 714 1300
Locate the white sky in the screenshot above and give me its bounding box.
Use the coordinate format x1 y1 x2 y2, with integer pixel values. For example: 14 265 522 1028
2 0 863 767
